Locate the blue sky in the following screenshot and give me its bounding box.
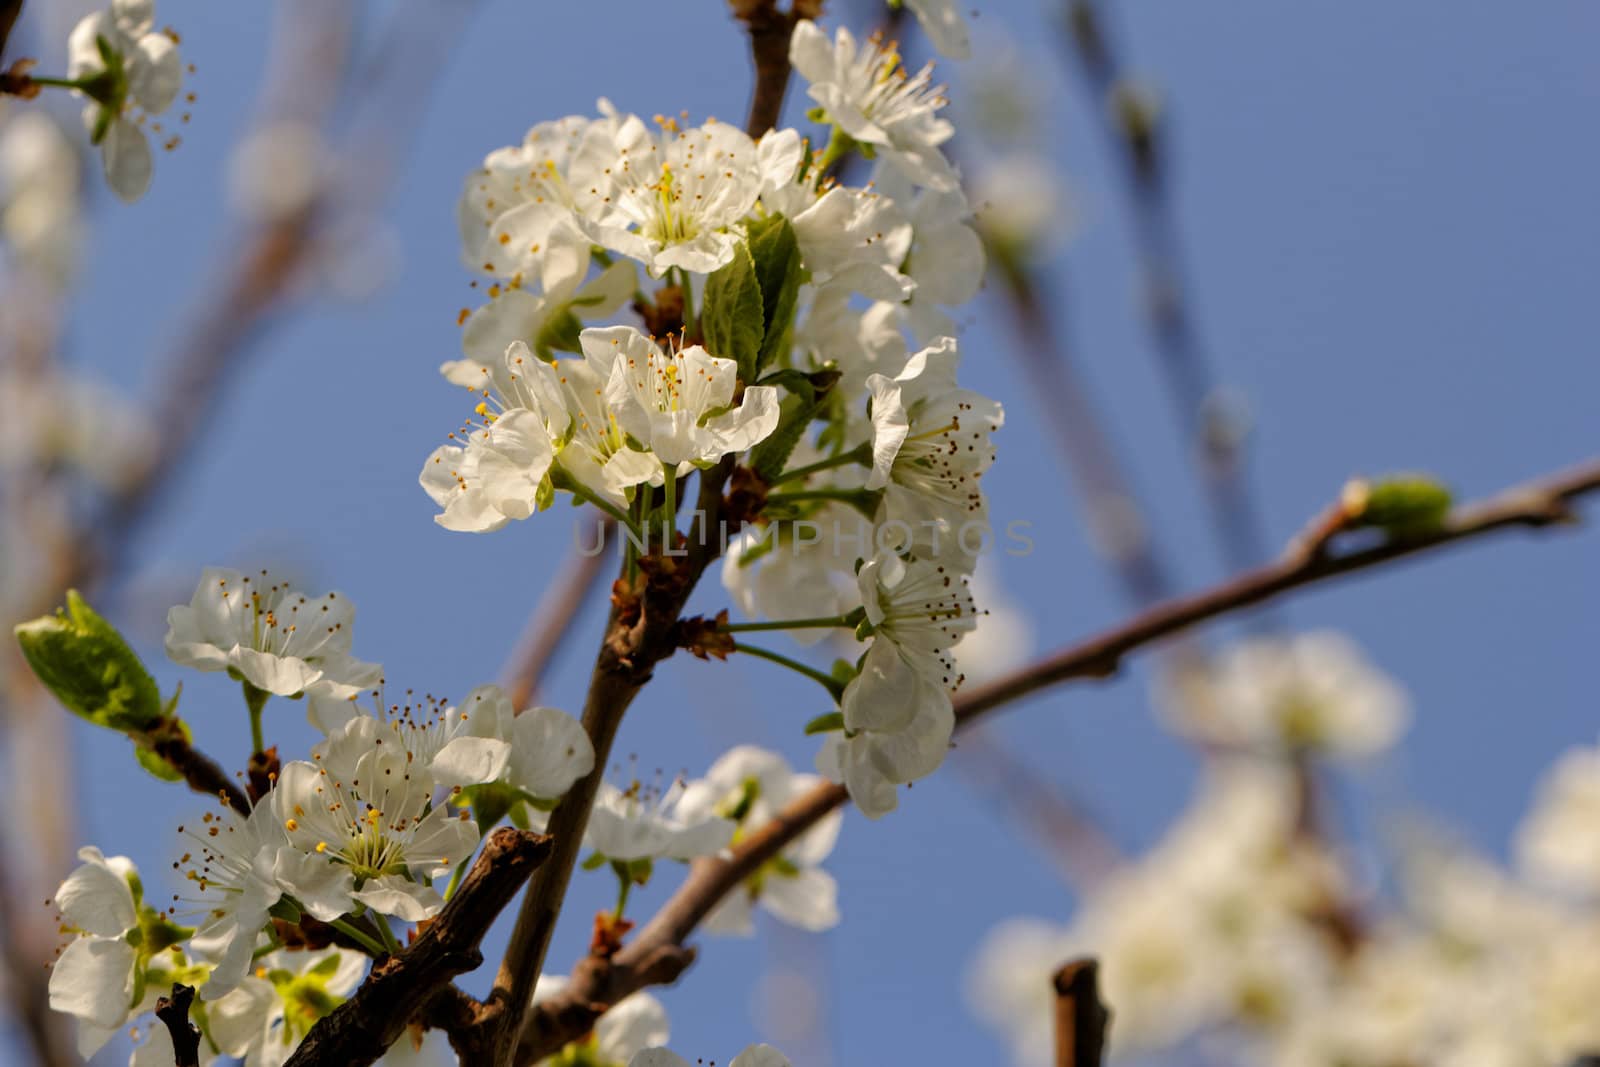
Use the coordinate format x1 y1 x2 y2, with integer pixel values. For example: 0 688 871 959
22 0 1600 1064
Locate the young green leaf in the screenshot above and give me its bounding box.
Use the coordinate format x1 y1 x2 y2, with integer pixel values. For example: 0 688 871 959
701 242 764 380
747 214 804 375
14 590 163 732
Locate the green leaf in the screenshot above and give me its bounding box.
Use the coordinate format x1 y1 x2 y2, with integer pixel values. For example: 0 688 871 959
804 711 845 735
1346 475 1453 535
747 215 804 375
749 368 841 482
15 590 163 732
701 242 764 380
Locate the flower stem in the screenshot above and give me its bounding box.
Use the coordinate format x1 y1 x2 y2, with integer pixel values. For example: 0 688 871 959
718 614 854 634
770 443 872 486
765 486 883 518
375 916 403 955
613 870 632 920
813 127 856 181
662 460 677 536
25 75 86 90
442 854 471 902
327 917 388 958
242 682 269 755
731 642 845 700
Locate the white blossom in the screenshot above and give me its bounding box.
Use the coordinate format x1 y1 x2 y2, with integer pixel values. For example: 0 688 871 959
48 847 141 1044
1160 631 1410 759
589 325 780 469
580 114 763 276
755 128 913 301
459 104 631 289
0 112 83 286
865 337 1003 552
584 776 735 863
310 684 594 809
815 686 953 820
66 0 184 201
207 947 366 1067
164 567 383 699
842 549 975 735
1517 743 1600 896
872 166 985 340
788 22 958 191
271 715 483 922
533 976 669 1066
178 799 354 997
676 746 843 934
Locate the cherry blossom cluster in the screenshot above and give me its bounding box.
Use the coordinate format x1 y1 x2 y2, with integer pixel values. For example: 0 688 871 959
421 22 1000 821
965 634 1600 1066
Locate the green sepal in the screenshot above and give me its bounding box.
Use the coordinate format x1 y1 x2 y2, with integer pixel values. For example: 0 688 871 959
15 590 163 732
701 242 764 381
804 711 845 735
461 781 522 831
580 851 607 872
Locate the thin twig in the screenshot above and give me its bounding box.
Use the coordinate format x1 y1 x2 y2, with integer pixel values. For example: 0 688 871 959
1062 0 1272 576
1052 959 1109 1067
142 718 252 816
515 457 1600 1057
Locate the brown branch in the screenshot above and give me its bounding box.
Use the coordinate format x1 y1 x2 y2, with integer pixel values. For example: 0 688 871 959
154 984 201 1067
732 0 821 137
0 0 22 67
1052 959 1109 1067
283 828 551 1067
141 717 252 816
485 461 748 1064
515 457 1600 1058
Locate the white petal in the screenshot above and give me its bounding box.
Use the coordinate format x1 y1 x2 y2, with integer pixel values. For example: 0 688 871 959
840 641 922 733
101 118 153 203
595 989 671 1061
510 705 595 800
229 646 320 697
760 867 839 931
270 847 353 922
48 937 136 1028
354 875 442 922
729 1046 793 1067
131 31 182 113
433 735 512 787
54 847 137 936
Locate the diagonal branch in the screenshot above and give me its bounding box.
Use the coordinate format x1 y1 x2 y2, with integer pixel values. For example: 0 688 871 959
283 828 551 1067
515 456 1600 1059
